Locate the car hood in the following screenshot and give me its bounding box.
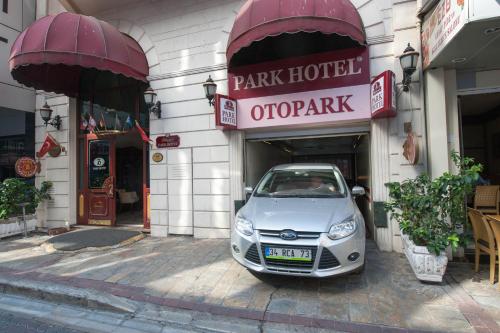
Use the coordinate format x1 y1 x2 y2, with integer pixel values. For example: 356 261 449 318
240 196 355 233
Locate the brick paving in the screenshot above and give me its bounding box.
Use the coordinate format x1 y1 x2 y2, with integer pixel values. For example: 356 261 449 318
0 234 498 332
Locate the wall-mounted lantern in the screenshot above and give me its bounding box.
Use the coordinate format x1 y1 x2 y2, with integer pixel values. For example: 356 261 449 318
39 102 61 130
399 43 420 92
144 86 162 118
203 75 217 107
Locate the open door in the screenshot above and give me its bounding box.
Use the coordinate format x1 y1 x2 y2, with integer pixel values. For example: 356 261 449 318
79 136 116 226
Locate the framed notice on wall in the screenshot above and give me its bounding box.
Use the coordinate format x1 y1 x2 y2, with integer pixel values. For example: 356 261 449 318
215 94 237 130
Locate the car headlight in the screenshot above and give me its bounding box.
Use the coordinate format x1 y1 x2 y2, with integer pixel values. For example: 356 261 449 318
328 216 357 240
235 215 254 236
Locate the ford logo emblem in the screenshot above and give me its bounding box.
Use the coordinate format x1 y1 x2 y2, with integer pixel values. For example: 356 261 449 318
279 230 298 240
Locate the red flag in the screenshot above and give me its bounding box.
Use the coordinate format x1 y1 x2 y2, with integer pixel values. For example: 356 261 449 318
135 121 152 143
37 134 59 158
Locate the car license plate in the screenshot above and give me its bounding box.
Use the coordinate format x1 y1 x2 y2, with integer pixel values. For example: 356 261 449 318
265 247 312 261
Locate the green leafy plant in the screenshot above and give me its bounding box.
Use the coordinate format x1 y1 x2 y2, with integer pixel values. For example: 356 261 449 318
385 152 482 255
0 178 52 219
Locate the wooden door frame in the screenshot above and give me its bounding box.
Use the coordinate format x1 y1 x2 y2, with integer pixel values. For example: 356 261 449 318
76 89 150 228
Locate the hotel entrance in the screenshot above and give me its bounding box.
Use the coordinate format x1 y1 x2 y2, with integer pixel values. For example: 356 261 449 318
77 75 150 229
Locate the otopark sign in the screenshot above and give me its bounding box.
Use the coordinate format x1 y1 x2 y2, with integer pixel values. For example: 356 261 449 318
228 48 371 129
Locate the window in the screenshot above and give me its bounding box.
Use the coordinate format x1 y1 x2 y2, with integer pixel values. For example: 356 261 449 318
2 0 8 13
88 140 110 189
255 168 347 198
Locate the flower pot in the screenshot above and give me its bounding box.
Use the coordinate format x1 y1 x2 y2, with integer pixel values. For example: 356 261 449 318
0 216 37 239
401 233 448 282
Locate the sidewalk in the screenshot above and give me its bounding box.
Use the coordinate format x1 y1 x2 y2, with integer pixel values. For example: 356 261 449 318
0 233 498 333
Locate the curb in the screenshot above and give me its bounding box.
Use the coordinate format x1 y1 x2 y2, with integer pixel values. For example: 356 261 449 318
0 275 137 314
0 268 444 333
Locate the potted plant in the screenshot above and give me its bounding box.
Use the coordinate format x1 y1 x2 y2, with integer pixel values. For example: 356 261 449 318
0 178 52 238
385 152 482 282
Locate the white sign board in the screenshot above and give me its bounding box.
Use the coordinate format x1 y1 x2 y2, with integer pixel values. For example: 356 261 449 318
422 0 469 69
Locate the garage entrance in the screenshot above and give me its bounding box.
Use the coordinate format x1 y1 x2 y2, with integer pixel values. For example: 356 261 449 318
244 133 373 238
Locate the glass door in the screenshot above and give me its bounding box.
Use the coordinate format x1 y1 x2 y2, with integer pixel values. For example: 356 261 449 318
80 136 116 226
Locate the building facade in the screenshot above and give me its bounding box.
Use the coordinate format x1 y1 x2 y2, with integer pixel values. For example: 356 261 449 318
0 0 35 181
9 0 463 253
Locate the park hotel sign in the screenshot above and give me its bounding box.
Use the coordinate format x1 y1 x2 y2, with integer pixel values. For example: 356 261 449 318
228 48 371 129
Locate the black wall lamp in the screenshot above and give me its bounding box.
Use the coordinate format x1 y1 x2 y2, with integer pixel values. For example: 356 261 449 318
399 43 420 92
144 86 162 118
39 102 61 130
203 75 217 107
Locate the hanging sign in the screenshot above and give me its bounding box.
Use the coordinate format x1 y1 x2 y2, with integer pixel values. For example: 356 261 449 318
215 94 237 130
228 48 371 130
421 0 468 69
156 135 180 148
370 70 397 119
15 157 38 178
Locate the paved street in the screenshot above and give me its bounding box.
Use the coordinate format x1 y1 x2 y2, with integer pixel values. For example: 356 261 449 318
0 308 86 333
0 233 498 332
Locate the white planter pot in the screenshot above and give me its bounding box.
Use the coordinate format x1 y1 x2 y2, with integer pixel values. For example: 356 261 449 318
401 233 448 282
0 217 37 239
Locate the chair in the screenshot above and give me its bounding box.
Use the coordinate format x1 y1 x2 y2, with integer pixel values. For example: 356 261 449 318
474 185 500 215
117 190 140 211
485 215 500 290
468 208 497 284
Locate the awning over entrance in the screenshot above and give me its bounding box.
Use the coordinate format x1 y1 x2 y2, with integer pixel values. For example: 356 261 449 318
9 12 149 96
226 0 366 66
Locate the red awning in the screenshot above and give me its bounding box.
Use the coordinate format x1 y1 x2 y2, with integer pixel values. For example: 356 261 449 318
9 12 149 96
227 0 366 66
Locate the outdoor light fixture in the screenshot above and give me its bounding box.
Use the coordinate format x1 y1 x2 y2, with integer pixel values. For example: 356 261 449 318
203 75 217 107
39 102 61 130
399 43 420 92
144 86 162 118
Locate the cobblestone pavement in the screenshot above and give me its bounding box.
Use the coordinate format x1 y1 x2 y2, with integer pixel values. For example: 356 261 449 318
0 234 498 332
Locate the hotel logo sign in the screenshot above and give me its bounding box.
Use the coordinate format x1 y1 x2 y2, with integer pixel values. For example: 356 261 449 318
228 48 371 130
215 94 237 130
371 70 396 119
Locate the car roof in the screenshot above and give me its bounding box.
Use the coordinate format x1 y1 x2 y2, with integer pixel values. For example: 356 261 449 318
272 163 338 171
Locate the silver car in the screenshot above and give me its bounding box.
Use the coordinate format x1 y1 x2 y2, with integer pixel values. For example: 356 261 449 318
231 163 366 277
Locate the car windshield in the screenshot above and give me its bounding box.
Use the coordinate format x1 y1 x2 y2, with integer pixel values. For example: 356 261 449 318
254 168 347 198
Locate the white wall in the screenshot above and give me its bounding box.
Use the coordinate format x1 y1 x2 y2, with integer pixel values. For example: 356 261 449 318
33 0 425 251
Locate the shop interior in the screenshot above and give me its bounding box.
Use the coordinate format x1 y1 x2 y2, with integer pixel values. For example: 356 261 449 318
460 92 500 185
115 133 144 226
244 134 373 237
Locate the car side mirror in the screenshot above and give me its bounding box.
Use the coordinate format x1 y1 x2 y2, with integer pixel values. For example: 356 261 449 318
244 186 253 201
352 186 365 197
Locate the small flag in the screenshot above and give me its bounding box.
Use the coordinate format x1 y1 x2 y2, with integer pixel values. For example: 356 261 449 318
99 113 106 130
114 113 122 131
125 115 134 130
37 133 59 158
80 115 88 131
135 120 152 143
88 115 96 132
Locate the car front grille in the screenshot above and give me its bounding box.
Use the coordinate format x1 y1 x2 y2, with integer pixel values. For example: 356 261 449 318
318 248 340 269
260 243 317 269
258 230 320 239
244 244 261 264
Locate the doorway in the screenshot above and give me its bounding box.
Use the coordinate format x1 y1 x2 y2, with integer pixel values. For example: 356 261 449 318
244 134 373 237
459 92 500 185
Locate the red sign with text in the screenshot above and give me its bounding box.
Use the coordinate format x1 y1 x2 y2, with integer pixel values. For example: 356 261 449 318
215 94 237 130
228 48 371 129
370 70 396 119
156 135 180 148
